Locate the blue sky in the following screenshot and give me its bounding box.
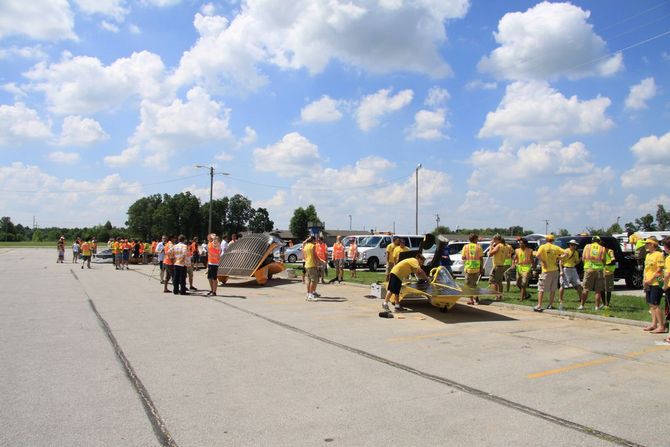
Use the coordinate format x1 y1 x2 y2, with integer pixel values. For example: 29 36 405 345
0 0 668 234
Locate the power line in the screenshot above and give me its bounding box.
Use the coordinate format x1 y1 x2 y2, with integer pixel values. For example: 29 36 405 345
0 173 207 195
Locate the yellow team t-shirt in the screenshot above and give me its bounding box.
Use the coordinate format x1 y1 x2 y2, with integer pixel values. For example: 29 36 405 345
561 248 580 268
386 243 396 263
644 251 665 286
390 258 420 280
537 243 562 273
392 245 409 264
492 243 507 266
304 242 317 269
665 255 670 288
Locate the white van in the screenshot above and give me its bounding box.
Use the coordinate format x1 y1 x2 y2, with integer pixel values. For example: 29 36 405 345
329 234 425 271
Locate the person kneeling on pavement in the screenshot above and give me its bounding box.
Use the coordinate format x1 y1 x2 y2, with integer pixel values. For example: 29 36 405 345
383 254 429 313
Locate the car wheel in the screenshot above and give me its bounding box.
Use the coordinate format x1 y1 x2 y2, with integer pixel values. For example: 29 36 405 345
368 258 379 272
288 254 297 263
625 270 643 289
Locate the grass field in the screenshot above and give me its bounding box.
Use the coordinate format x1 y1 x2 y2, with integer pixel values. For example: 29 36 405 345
0 241 57 247
286 263 658 324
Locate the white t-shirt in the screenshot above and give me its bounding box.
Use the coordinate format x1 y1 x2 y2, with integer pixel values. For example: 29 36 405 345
156 241 165 261
72 243 80 252
221 240 229 253
200 242 208 256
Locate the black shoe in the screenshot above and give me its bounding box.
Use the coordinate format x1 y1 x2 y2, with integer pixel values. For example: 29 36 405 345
180 292 190 295
189 287 197 291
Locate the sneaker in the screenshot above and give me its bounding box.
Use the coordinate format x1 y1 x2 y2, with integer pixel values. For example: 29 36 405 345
546 305 554 310
533 306 543 312
306 293 312 301
307 295 318 302
382 302 390 311
189 286 198 291
577 305 584 310
596 304 604 311
313 292 321 297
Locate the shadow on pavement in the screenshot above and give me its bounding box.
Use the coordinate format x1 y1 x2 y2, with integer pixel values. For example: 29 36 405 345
397 299 518 324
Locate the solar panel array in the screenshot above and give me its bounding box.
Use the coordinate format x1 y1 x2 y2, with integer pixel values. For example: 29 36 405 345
218 234 273 277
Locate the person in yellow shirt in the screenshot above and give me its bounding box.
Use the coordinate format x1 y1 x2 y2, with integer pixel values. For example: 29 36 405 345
385 236 400 282
80 239 92 270
392 238 409 265
461 233 483 305
303 235 319 301
534 234 563 311
558 239 582 310
488 235 507 298
383 254 429 313
661 237 670 343
512 238 534 302
642 236 665 333
603 247 616 308
580 236 606 311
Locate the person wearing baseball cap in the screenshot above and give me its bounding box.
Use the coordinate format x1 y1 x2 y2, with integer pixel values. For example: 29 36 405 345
643 236 666 333
534 234 562 311
559 239 582 310
579 235 606 311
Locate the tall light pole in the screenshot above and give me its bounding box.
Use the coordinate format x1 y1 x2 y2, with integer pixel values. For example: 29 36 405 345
544 219 549 235
195 165 229 234
348 214 352 230
435 213 440 230
415 164 422 234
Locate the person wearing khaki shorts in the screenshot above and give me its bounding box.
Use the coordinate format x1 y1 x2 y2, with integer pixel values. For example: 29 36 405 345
535 234 563 311
579 236 606 310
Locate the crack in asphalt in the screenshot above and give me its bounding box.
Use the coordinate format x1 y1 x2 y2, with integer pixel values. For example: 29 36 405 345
70 269 178 447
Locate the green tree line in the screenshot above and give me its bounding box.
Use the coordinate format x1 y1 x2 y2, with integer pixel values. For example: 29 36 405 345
125 192 274 239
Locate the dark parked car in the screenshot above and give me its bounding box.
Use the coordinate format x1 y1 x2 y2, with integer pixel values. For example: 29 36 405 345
554 236 642 289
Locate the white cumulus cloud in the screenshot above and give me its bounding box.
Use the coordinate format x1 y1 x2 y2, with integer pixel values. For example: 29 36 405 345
621 131 670 188
356 88 413 131
25 51 168 115
478 1 622 81
406 109 447 140
253 132 322 178
0 0 76 41
48 151 80 164
0 102 52 145
58 116 109 146
74 0 128 21
171 1 469 93
625 77 657 110
424 87 450 107
468 140 606 191
300 95 343 123
104 146 140 167
132 86 233 152
478 81 613 141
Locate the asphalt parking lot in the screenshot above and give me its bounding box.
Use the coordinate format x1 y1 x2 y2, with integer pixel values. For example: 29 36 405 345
1 248 668 447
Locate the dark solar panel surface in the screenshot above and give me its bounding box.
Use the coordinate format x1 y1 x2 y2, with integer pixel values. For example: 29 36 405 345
218 234 272 277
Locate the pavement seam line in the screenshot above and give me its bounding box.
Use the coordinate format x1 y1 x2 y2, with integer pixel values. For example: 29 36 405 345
70 269 179 447
206 296 644 447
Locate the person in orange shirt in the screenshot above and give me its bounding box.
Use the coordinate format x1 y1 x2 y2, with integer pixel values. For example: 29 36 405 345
348 238 358 279
151 239 158 262
163 236 174 293
330 236 345 283
190 237 199 271
121 239 131 270
315 236 328 284
207 234 221 296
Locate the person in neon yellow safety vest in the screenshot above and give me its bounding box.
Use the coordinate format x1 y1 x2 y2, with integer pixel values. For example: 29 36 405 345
579 236 606 311
603 248 616 308
461 233 483 305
